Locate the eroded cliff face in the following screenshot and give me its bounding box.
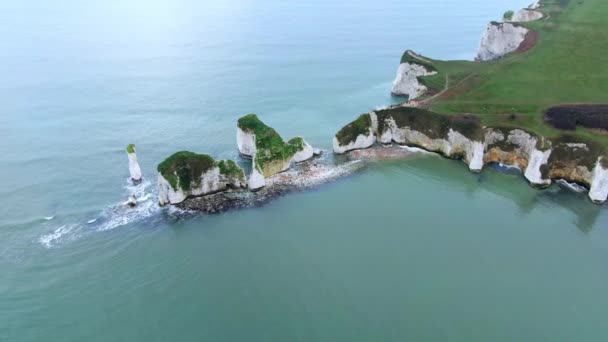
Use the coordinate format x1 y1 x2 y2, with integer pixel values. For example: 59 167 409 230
391 63 437 100
476 22 529 61
237 114 314 190
157 152 246 205
333 107 608 203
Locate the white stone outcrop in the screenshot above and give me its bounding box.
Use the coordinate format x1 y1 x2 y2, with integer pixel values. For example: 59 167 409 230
292 138 314 163
248 164 266 191
158 165 246 206
589 159 608 203
529 0 542 9
391 63 437 100
376 116 484 172
127 145 143 184
476 22 529 61
237 127 256 158
332 129 376 155
511 9 543 22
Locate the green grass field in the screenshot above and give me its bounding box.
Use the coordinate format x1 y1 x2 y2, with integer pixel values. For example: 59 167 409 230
412 0 608 147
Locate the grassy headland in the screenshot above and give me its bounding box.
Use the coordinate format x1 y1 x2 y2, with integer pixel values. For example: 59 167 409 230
406 0 608 148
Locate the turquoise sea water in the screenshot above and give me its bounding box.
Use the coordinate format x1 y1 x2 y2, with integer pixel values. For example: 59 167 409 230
2 0 608 341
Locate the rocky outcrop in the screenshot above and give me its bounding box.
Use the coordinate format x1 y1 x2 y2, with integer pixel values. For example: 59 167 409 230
511 9 543 22
333 113 377 154
529 0 542 10
333 107 608 203
237 114 314 190
157 151 246 205
126 144 143 184
176 157 365 213
476 22 529 61
391 62 437 100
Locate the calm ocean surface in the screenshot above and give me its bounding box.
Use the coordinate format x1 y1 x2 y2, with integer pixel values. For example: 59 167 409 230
2 0 608 341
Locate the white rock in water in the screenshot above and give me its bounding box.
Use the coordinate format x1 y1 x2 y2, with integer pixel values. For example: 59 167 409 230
292 138 314 163
511 9 543 22
126 145 142 184
157 164 246 206
248 163 266 191
589 159 608 203
333 128 376 154
125 195 138 207
391 63 437 100
476 22 529 61
237 127 256 158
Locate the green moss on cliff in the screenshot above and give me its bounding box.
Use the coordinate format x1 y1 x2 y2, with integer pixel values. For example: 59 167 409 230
238 114 306 174
157 151 216 191
335 114 372 145
375 107 484 141
503 10 514 20
217 159 245 179
126 144 136 154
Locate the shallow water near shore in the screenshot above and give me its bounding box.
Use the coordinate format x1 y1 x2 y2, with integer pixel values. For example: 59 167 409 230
2 0 608 341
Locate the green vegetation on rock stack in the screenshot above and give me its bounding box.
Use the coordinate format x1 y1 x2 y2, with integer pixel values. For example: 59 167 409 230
397 0 608 149
238 114 304 174
126 144 136 154
503 10 514 20
217 159 245 179
157 151 217 191
335 114 372 145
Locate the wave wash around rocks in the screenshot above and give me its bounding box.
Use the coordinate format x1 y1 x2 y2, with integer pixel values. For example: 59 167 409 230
333 106 608 203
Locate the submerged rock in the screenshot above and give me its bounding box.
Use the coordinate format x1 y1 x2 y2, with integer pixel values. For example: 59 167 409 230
125 195 138 208
156 151 246 205
126 144 143 184
236 114 314 190
476 22 529 61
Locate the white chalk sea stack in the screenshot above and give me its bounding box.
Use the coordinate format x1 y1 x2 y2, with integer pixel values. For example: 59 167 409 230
476 22 529 61
157 152 246 205
589 159 608 203
126 144 143 184
237 114 315 190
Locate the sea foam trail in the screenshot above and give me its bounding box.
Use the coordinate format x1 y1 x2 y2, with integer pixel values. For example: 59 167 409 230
39 179 161 248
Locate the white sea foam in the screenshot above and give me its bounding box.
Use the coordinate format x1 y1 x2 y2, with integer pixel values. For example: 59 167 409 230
556 179 587 193
39 178 162 247
39 224 79 248
44 216 55 221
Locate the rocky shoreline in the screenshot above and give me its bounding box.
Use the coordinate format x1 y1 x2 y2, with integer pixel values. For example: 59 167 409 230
175 156 365 213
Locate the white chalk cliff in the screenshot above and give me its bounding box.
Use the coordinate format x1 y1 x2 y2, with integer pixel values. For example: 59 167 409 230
237 127 256 158
511 9 543 22
589 159 608 203
126 145 143 184
391 63 437 100
334 108 608 203
476 22 529 61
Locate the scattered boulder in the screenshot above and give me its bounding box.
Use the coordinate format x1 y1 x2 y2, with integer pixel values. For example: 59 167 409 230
157 151 246 205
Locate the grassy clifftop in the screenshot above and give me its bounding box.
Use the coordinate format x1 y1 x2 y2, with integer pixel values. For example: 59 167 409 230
405 0 608 147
